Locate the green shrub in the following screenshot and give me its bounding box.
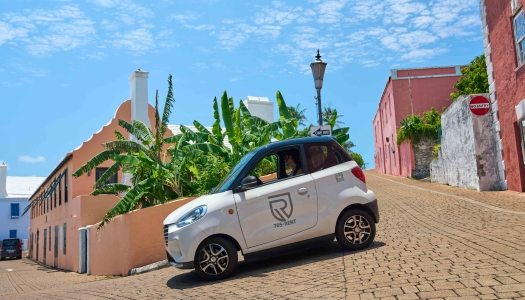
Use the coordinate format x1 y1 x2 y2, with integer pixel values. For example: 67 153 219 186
433 144 441 159
350 152 364 169
397 107 441 145
190 155 232 195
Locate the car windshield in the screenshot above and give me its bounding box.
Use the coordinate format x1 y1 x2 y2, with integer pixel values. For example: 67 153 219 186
2 240 17 247
213 151 258 193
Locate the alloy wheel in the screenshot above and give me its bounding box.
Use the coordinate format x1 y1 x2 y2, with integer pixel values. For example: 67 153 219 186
198 243 229 276
343 215 371 244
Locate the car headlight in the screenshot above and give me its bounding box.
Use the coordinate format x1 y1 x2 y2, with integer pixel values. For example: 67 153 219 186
172 205 207 228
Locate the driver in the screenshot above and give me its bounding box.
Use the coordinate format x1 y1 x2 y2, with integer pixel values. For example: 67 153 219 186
284 151 303 176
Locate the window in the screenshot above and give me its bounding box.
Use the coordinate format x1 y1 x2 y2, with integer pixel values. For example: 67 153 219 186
515 9 525 66
95 168 118 193
59 177 62 206
54 180 57 208
63 223 67 255
250 154 279 184
512 0 520 11
518 118 525 161
49 226 51 251
11 203 20 219
64 169 68 203
9 230 17 238
304 141 352 173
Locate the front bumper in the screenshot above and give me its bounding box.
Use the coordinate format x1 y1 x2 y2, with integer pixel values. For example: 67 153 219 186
166 251 194 269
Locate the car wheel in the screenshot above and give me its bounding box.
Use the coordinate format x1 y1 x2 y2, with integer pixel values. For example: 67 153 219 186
336 209 376 251
17 255 22 259
194 237 238 281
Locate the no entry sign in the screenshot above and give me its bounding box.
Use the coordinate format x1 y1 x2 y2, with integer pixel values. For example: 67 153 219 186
469 96 490 116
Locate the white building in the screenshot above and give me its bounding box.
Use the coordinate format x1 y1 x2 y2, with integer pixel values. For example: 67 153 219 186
0 162 45 242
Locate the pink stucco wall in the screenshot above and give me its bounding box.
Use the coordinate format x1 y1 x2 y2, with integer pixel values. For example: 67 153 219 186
373 67 462 177
89 197 196 276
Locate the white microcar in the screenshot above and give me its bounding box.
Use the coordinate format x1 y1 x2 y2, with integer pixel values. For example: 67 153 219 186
163 136 379 280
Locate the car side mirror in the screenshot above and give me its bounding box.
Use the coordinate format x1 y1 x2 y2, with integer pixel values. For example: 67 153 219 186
240 176 258 190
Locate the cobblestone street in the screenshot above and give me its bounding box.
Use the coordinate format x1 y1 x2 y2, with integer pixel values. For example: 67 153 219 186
2 170 525 300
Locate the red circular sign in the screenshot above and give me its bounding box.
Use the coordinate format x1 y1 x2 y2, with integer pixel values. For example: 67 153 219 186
469 96 490 116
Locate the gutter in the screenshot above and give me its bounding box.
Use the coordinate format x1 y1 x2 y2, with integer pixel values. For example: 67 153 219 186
28 153 73 201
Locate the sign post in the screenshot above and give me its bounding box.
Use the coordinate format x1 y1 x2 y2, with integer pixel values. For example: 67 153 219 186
310 125 332 137
469 96 490 116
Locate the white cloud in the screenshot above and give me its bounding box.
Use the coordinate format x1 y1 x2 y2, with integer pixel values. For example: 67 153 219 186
108 28 154 54
400 48 448 60
316 0 347 24
3 5 96 56
19 155 46 163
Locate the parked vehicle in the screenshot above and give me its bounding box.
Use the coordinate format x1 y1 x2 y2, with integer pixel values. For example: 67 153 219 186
164 136 379 280
1 238 23 260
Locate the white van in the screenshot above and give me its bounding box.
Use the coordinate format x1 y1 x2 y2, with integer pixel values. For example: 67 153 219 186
164 136 379 280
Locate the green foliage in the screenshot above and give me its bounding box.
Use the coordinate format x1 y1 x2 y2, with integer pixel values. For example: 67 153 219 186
73 75 211 229
288 104 308 127
188 155 232 195
433 144 441 159
397 107 442 145
451 54 489 100
323 106 345 128
350 152 364 169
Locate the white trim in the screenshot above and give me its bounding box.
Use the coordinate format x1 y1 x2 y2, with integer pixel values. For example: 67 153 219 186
479 0 507 190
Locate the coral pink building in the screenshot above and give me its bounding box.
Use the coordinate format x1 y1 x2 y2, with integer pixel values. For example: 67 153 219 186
373 66 463 177
479 0 525 191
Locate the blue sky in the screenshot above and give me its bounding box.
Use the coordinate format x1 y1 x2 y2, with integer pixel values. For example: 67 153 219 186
1 0 483 177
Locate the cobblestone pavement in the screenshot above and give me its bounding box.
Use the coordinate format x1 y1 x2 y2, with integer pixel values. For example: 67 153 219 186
1 171 525 300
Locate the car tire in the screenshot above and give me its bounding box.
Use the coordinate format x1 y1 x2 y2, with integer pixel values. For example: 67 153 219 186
194 236 238 281
17 255 22 259
335 209 376 251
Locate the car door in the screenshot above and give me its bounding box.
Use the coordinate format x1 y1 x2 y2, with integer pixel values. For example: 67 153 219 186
233 148 318 248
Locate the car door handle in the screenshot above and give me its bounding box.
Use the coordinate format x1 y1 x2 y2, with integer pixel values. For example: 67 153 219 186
298 187 308 195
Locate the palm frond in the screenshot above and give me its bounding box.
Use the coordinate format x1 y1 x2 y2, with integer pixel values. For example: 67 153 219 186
91 183 130 196
73 150 120 178
98 178 157 228
94 161 122 188
118 119 151 143
161 75 174 137
102 140 150 154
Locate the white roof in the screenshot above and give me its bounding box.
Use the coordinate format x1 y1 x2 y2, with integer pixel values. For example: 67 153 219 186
246 96 270 102
167 125 232 150
3 176 46 199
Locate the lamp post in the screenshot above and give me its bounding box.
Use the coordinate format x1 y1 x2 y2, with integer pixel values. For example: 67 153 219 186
310 49 327 126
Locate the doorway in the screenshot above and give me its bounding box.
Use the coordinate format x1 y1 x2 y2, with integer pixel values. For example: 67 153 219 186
43 229 47 265
54 226 58 268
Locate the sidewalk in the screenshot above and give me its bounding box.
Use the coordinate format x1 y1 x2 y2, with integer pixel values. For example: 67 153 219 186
366 170 525 213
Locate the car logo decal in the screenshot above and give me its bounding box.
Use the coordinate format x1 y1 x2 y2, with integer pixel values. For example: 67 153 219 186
335 172 344 182
268 192 293 222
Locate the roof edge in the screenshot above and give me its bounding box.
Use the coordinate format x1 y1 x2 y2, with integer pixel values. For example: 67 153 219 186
28 154 73 201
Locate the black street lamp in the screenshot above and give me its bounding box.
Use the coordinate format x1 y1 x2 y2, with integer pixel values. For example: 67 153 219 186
310 49 327 126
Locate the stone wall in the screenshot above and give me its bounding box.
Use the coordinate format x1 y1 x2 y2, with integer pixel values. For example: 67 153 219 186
430 94 502 191
412 137 438 179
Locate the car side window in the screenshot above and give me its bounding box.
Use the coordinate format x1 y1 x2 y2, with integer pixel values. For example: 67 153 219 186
249 154 278 185
305 142 350 173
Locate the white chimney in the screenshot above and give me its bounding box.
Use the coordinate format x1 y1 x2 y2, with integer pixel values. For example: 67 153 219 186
0 162 8 198
122 70 151 188
129 69 151 130
243 96 275 123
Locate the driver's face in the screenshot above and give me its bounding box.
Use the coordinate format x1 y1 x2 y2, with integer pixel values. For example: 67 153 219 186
285 154 293 165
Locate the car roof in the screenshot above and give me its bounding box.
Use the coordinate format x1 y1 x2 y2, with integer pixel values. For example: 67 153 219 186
253 136 336 153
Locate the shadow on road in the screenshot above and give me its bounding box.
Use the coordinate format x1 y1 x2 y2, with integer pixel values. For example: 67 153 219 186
165 240 386 289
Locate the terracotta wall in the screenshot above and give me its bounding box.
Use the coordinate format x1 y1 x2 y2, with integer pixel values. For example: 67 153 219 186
89 197 196 276
28 194 119 272
485 0 525 191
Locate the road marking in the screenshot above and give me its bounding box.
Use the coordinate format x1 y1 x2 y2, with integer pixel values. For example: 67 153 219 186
369 174 525 215
7 269 13 271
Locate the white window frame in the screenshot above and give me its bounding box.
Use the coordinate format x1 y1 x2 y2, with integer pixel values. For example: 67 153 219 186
518 117 525 164
512 0 520 12
514 9 525 66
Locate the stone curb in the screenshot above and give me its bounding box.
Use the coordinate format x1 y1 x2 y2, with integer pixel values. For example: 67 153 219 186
128 259 169 276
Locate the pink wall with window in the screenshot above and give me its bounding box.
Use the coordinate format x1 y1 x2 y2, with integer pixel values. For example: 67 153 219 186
373 66 463 177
